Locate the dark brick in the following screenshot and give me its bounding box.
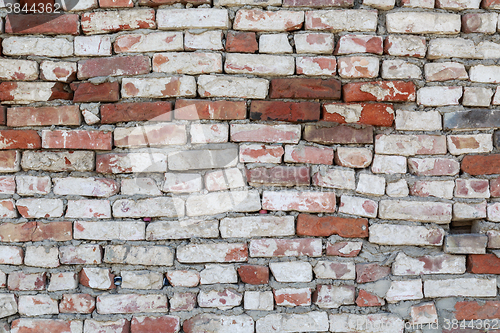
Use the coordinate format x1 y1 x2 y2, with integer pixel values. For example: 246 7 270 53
246 166 310 186
461 154 500 176
444 110 500 130
78 55 150 80
269 78 341 99
303 123 373 144
71 82 120 103
250 101 320 123
5 14 79 35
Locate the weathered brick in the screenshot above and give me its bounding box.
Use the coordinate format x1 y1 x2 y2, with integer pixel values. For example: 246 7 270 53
0 151 20 173
42 130 111 150
270 261 312 282
130 316 180 333
467 253 500 274
338 56 379 78
259 34 293 54
305 9 377 32
113 197 183 218
198 75 269 99
294 33 334 54
153 52 222 75
379 199 451 223
0 82 72 104
454 178 489 198
455 301 500 321
417 86 462 106
297 214 368 238
97 152 167 173
97 294 168 314
18 295 57 316
53 177 117 197
334 147 372 168
246 166 309 186
101 101 171 124
147 219 218 240
411 303 438 325
296 56 337 76
326 241 363 257
483 0 500 8
74 35 112 56
166 270 200 287
356 173 385 196
170 292 197 312
81 9 156 34
274 288 311 307
312 167 355 189
410 180 454 199
371 154 406 174
234 9 304 31
200 264 237 285
22 151 94 172
338 195 378 218
59 294 95 314
232 124 301 144
105 245 173 266
453 201 487 221
3 37 73 57
24 246 59 268
0 59 38 81
462 13 497 34
162 173 202 193
424 278 496 298
376 134 446 156
470 65 500 83
330 313 404 333
262 190 335 212
225 31 258 53
185 31 223 51
184 314 254 333
424 62 468 81
386 280 423 303
186 190 260 216
16 198 62 218
100 0 134 7
0 176 15 195
204 168 244 191
324 103 394 127
240 145 284 164
393 252 466 275
336 34 383 55
78 55 150 79
169 148 237 170
356 290 384 307
157 8 228 30
114 32 183 53
48 272 78 292
177 243 248 263
220 216 294 238
8 272 45 290
270 78 341 99
386 12 461 34
66 199 111 219
225 54 294 76
382 59 422 79
445 234 488 254
384 35 426 58
436 0 480 9
11 319 82 333
175 99 245 120
59 244 102 265
122 77 196 98
250 238 322 257
448 134 493 155
250 101 320 123
8 105 80 127
5 13 79 35
343 80 415 102
0 245 23 265
284 145 333 164
244 291 273 311
304 123 373 144
395 110 442 131
463 87 493 107
314 260 355 279
238 265 269 285
370 224 445 246
80 267 115 290
257 312 328 333
114 124 186 148
427 38 475 59
75 221 144 241
84 319 130 333
72 82 119 103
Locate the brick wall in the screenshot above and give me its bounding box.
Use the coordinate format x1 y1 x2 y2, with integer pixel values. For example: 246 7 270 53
1 0 500 331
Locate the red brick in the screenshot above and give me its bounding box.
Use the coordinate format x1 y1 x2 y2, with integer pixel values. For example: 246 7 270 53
467 254 500 274
356 263 391 283
59 294 95 313
0 106 5 125
322 103 394 126
356 289 385 307
326 241 362 257
175 99 246 120
297 214 368 238
131 316 180 333
0 151 18 172
0 130 41 149
231 124 301 144
343 81 416 102
285 145 333 164
0 222 36 242
101 101 172 124
250 101 320 123
71 82 120 103
246 166 310 186
99 0 133 6
335 35 383 55
11 319 80 333
19 0 53 12
7 105 81 127
270 78 341 99
78 55 150 80
237 265 269 285
274 288 311 306
32 222 72 242
226 31 258 53
0 82 72 103
42 130 112 150
304 123 373 144
482 0 500 8
4 14 79 35
462 154 500 176
283 0 353 6
455 301 500 320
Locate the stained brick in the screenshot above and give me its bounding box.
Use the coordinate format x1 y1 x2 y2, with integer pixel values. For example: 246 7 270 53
250 101 320 122
175 99 246 120
78 55 150 79
462 154 500 175
42 130 112 150
269 78 341 99
7 105 81 127
101 101 172 124
0 130 40 149
323 103 394 126
246 166 309 186
343 81 416 102
5 14 80 35
71 82 120 103
226 31 258 53
296 214 368 237
303 123 373 144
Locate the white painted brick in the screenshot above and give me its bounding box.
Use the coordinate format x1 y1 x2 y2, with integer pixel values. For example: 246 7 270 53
381 60 421 79
166 270 200 287
198 75 269 99
371 155 407 174
363 0 394 9
120 178 161 196
225 53 294 76
74 221 145 241
487 203 500 222
338 195 378 218
177 243 247 263
112 197 184 218
18 295 58 316
356 174 385 196
384 35 426 58
16 198 63 218
386 280 423 303
393 252 466 275
296 56 337 75
198 289 242 309
66 199 111 219
74 36 112 56
234 9 304 31
262 190 336 212
3 37 73 57
330 313 404 333
417 86 463 106
379 199 452 223
205 168 245 191
314 260 355 280
447 134 493 155
427 38 475 59
470 65 500 83
424 278 497 298
453 201 487 221
294 33 334 54
59 244 102 265
186 190 260 216
259 34 293 54
121 271 163 290
338 56 379 78
190 123 228 144
152 52 222 75
220 216 294 238
270 261 312 282
114 32 183 53
0 59 38 81
312 167 355 189
463 87 493 107
53 177 118 197
121 77 196 98
16 175 51 196
305 10 378 32
104 245 174 266
369 224 445 246
200 264 238 284
315 285 355 309
386 12 460 34
48 272 78 291
257 312 329 333
24 246 59 268
410 180 455 199
437 0 480 9
146 219 218 240
81 9 155 35
162 173 202 193
169 148 238 170
395 110 442 131
244 291 274 311
424 62 468 81
386 179 409 197
157 8 229 30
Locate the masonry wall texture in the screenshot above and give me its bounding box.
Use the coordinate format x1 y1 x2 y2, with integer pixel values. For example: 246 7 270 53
1 0 500 331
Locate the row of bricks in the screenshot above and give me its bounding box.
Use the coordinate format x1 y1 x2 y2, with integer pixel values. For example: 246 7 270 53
1 9 500 36
6 77 500 105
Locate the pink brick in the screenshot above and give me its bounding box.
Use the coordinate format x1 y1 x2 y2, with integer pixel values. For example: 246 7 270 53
250 238 322 257
338 56 379 78
274 288 311 307
491 178 500 197
326 241 363 257
338 195 378 218
336 34 383 55
455 179 490 198
59 294 95 314
239 144 284 163
296 56 337 76
335 147 373 168
198 289 242 309
408 157 460 176
66 200 111 219
8 272 46 291
231 124 301 144
170 293 197 312
284 145 334 164
16 176 50 196
356 263 390 283
0 176 15 194
262 191 336 212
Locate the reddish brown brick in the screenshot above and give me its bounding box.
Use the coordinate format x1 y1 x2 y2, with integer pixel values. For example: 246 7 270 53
246 166 310 187
131 316 180 333
343 81 416 102
467 254 500 274
78 55 150 80
303 123 373 144
462 154 500 176
72 82 120 103
250 101 320 123
32 222 72 242
0 130 41 150
274 288 311 306
455 301 500 320
237 265 269 285
326 241 362 257
270 78 341 99
0 221 36 242
4 14 80 35
0 106 5 126
226 31 258 53
175 99 246 120
7 105 81 127
356 263 390 283
19 0 53 12
356 289 385 307
482 0 500 8
42 130 112 150
297 214 368 238
322 103 394 127
0 151 20 171
101 101 172 124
